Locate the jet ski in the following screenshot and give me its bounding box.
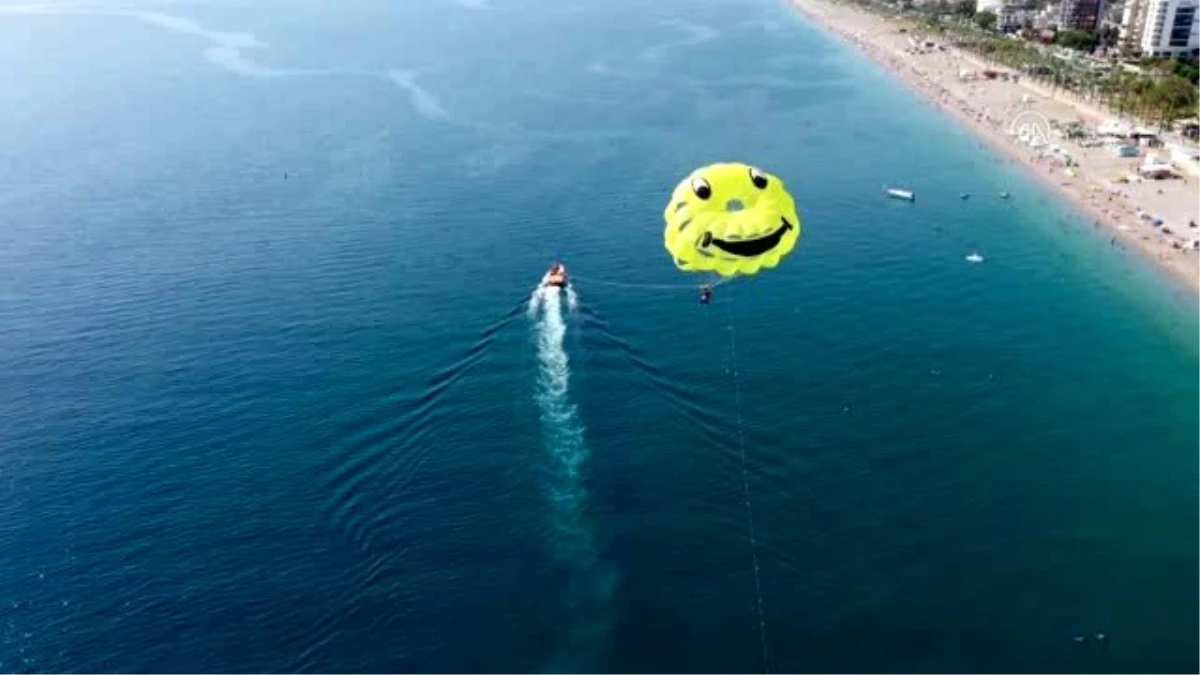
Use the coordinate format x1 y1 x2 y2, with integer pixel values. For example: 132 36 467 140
542 263 568 288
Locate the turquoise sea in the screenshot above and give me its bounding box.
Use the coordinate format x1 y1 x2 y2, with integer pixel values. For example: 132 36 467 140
1 0 1197 672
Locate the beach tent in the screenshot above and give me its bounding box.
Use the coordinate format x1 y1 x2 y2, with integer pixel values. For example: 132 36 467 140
1168 144 1200 177
1139 160 1176 178
1132 164 1171 178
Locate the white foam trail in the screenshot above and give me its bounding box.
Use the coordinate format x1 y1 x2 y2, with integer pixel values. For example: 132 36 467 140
5 7 322 78
528 285 612 671
527 286 544 319
202 46 281 77
385 69 451 121
1 4 698 134
134 11 264 49
132 11 332 78
641 19 719 60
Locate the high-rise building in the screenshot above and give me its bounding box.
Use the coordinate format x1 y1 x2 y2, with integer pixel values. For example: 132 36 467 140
1033 3 1061 28
1139 0 1200 57
1059 0 1106 29
976 0 1028 29
1103 0 1127 25
1121 0 1149 51
997 3 1030 29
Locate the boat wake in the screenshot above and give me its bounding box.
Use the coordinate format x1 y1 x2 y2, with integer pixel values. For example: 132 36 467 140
527 284 614 673
529 277 578 316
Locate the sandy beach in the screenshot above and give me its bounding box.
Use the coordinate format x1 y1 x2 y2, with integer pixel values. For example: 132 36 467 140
790 0 1200 290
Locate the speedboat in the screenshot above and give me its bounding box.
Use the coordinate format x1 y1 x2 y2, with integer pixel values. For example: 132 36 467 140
886 187 915 201
542 263 568 288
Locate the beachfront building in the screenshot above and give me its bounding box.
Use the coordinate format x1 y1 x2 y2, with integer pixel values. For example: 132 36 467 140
977 0 1033 29
1137 0 1200 56
1058 0 1107 29
1033 3 1061 27
1121 0 1150 51
997 3 1031 29
1103 0 1127 25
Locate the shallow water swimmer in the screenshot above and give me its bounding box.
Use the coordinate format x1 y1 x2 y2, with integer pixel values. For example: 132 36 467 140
700 286 712 305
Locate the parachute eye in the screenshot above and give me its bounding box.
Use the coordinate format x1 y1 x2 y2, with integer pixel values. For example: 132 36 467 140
749 167 768 190
691 177 712 200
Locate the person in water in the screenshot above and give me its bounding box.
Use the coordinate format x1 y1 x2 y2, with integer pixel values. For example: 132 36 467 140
700 286 712 304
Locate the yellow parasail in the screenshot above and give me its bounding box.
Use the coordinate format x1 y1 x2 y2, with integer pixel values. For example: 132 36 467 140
663 162 801 278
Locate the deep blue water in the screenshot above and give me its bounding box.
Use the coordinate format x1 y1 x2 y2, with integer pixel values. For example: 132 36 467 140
1 0 1197 672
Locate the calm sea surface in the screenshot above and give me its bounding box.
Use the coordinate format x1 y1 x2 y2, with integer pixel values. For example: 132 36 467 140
1 0 1196 671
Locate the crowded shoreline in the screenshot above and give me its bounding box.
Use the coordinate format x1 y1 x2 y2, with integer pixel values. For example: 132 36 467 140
790 0 1200 291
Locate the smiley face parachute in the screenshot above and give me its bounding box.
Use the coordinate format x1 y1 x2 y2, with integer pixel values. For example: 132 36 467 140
663 162 801 278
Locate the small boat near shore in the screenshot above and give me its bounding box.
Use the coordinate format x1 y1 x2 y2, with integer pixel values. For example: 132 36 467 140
886 187 915 201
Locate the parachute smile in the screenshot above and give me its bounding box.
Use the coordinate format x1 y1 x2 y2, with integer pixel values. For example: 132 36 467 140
663 162 802 276
709 218 793 257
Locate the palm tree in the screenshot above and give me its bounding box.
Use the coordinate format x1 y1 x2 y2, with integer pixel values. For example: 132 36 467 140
1133 76 1156 120
1109 71 1138 119
1097 64 1123 113
1150 75 1199 126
